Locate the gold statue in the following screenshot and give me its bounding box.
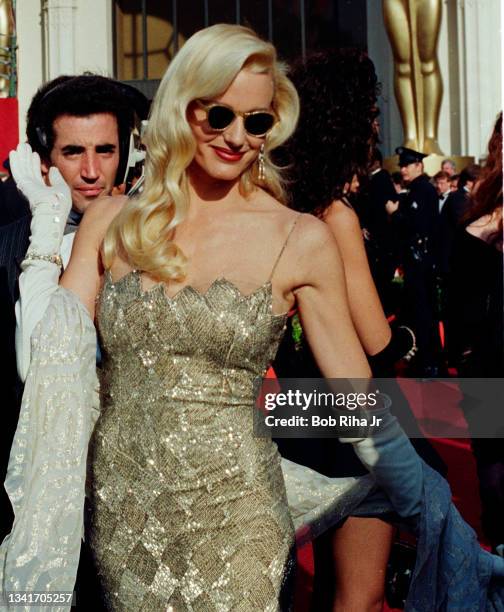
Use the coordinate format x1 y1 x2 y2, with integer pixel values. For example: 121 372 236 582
383 0 443 154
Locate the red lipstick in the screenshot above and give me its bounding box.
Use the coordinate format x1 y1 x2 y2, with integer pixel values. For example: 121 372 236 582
212 147 245 162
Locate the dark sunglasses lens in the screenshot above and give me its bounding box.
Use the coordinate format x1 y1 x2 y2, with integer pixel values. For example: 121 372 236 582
245 113 275 136
207 105 235 130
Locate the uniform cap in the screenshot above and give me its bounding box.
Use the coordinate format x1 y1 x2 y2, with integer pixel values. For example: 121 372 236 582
395 146 427 167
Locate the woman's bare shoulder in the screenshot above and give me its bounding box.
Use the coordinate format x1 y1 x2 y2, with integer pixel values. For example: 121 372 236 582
323 199 361 232
253 191 327 232
287 212 338 262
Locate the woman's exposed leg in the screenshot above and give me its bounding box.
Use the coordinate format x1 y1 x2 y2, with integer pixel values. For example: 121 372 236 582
332 517 394 612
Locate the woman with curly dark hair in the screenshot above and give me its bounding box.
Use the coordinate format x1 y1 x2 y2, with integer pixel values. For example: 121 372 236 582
273 49 444 610
275 50 399 364
448 112 503 552
272 48 392 612
447 113 503 374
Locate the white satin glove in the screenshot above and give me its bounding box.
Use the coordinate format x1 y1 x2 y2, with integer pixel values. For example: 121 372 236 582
9 143 71 259
10 143 73 382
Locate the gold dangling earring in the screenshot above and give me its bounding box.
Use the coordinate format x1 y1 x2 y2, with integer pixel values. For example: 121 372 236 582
258 144 266 182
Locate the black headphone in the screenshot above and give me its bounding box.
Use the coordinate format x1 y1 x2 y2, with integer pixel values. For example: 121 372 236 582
115 81 150 187
31 77 149 187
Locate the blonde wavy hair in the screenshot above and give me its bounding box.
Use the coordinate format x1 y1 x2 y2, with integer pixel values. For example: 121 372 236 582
103 23 299 282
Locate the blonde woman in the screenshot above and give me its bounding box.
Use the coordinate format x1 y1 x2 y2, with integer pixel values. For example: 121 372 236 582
68 26 375 610
7 24 490 612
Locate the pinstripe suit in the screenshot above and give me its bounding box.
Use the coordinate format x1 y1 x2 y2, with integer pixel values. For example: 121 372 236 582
0 213 31 302
0 198 30 539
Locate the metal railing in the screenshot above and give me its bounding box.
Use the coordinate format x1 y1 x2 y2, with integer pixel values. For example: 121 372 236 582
115 0 309 96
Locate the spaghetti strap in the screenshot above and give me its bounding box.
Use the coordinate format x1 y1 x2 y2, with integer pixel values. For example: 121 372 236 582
268 213 302 282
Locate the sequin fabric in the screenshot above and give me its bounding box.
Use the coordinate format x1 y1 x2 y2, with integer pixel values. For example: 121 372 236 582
89 271 295 611
0 288 99 612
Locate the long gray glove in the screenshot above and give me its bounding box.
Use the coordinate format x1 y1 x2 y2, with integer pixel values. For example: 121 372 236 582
9 143 72 382
340 400 423 518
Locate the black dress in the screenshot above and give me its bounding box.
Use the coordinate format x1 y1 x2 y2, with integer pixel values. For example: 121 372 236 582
448 226 503 376
448 224 504 548
358 169 400 315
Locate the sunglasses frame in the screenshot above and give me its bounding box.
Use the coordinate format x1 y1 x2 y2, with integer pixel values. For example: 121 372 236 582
195 100 277 138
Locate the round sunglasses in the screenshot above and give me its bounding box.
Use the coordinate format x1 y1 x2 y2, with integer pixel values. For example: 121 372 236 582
196 101 276 137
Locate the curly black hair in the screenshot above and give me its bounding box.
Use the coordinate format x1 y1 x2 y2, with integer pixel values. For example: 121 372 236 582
279 49 380 216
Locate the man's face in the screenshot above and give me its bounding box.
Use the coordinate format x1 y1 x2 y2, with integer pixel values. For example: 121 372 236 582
400 161 423 183
48 113 120 213
441 162 455 176
436 177 450 195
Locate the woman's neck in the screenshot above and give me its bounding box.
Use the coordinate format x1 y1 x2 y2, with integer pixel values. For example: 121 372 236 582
187 163 243 209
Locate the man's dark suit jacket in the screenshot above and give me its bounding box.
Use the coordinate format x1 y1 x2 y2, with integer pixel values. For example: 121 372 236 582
438 187 472 275
365 168 398 243
0 181 31 539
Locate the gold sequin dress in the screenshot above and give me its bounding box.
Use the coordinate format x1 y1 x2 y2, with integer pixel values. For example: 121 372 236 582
88 270 295 611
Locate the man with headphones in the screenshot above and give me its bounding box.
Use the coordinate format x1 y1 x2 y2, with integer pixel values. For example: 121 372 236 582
0 74 148 583
10 76 147 384
1 74 148 301
25 74 148 261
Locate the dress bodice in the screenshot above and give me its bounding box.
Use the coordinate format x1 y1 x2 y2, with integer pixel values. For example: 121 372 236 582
96 270 287 409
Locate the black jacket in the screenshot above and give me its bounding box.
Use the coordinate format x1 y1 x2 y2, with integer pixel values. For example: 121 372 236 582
365 168 398 243
0 181 31 539
437 188 472 275
391 174 439 265
0 177 30 227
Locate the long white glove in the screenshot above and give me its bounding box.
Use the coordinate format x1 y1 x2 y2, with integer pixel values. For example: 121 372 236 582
10 143 71 254
10 143 72 382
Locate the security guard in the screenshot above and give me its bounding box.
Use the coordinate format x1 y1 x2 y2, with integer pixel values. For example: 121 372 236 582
387 147 441 375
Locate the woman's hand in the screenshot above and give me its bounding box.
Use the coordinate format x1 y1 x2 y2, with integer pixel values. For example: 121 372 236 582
10 143 71 211
9 143 71 258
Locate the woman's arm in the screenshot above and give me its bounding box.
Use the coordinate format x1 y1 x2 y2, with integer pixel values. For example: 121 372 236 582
292 215 371 378
323 201 391 356
15 196 124 380
10 144 74 381
60 196 126 318
293 216 423 517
